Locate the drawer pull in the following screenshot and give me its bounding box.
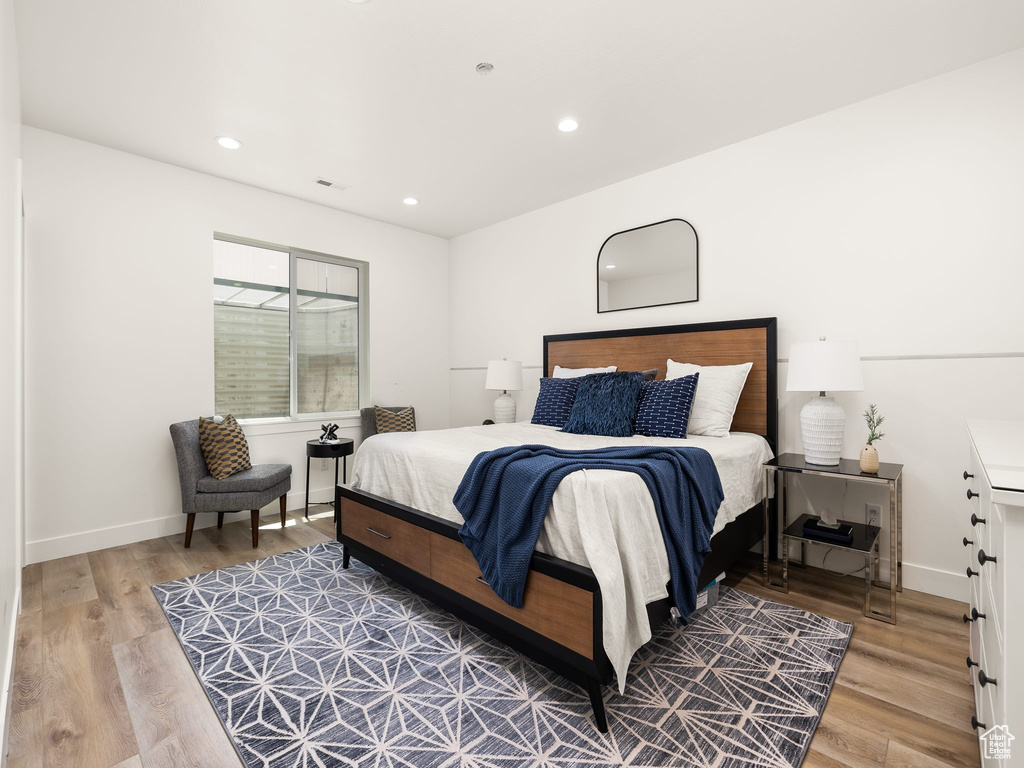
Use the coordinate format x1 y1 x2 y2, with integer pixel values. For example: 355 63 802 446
972 716 987 730
967 567 979 578
475 576 490 587
978 549 997 566
963 608 986 623
962 537 973 547
365 527 392 540
967 656 979 669
978 670 998 687
971 513 986 526
967 489 979 500
964 471 974 481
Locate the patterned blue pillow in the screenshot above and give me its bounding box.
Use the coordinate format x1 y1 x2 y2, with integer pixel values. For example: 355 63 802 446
634 373 700 439
561 372 644 437
531 377 580 428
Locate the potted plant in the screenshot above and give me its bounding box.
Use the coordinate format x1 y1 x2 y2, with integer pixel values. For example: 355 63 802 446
860 403 885 473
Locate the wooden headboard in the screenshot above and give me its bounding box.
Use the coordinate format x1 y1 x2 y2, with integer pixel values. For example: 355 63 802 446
543 317 778 451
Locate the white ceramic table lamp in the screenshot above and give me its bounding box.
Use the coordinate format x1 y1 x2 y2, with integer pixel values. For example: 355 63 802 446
485 359 523 423
786 337 863 466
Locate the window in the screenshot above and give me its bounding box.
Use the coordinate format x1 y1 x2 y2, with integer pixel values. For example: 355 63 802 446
213 236 367 420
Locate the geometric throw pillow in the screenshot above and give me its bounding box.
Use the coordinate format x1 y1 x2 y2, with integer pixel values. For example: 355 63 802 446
634 373 699 439
374 406 416 433
197 414 252 480
531 377 581 428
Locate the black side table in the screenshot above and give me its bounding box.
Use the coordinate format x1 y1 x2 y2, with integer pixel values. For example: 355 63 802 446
305 438 354 522
762 452 903 624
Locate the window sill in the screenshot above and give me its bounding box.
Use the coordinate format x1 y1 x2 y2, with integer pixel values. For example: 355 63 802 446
240 414 361 438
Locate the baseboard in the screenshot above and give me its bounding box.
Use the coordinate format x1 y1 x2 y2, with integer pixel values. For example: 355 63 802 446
24 487 336 565
0 584 21 765
901 561 968 602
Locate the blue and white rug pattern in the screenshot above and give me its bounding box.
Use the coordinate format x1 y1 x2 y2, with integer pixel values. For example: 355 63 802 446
153 541 852 767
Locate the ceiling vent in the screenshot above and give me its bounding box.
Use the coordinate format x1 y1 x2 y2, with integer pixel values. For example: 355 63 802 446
314 178 348 190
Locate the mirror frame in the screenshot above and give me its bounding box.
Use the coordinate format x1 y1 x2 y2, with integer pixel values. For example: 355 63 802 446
596 218 699 314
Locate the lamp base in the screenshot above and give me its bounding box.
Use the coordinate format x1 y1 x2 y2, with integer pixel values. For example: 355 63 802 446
800 395 845 466
494 392 516 424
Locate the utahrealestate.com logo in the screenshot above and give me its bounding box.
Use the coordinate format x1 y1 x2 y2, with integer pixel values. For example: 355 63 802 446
981 725 1015 760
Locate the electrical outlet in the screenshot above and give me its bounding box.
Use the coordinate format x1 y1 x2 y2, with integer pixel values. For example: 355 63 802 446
320 459 328 471
866 503 881 527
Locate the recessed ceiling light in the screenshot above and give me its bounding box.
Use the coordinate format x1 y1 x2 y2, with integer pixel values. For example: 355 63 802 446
216 136 243 150
605 264 616 269
557 118 579 133
403 197 419 206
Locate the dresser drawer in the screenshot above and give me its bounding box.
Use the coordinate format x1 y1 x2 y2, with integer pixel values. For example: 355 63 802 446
429 534 595 659
340 501 431 576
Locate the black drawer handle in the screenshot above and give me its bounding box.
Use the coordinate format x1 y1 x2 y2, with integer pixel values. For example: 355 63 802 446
365 527 391 540
967 656 979 669
967 567 979 578
963 537 973 547
972 513 986 526
978 670 998 687
964 471 974 481
475 576 490 587
967 489 979 500
964 608 987 623
972 715 987 730
978 549 997 566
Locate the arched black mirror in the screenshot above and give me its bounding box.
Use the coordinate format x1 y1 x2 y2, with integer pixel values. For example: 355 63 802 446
597 218 698 313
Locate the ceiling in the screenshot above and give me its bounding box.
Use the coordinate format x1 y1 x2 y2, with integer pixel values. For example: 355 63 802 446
14 1 1024 238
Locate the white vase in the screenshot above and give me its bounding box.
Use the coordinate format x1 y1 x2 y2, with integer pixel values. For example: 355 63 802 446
800 395 845 466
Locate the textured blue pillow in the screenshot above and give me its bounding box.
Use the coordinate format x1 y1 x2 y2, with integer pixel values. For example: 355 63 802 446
634 373 699 439
531 377 580 428
561 371 644 437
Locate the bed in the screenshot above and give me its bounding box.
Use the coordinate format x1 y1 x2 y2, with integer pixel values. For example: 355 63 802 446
336 317 778 732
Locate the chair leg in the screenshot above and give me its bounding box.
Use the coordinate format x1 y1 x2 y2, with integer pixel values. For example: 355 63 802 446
250 510 260 548
217 512 224 529
279 495 287 528
184 513 196 548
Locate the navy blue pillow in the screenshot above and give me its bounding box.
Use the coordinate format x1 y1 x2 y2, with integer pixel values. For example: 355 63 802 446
531 377 580 428
561 371 644 437
634 373 700 439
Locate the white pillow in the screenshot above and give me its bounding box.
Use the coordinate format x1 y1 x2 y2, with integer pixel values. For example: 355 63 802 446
552 364 617 378
665 359 753 437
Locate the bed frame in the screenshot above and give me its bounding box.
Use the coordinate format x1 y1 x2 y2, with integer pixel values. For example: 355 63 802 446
336 316 778 732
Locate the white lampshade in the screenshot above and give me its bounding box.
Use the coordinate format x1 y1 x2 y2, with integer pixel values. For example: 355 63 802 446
485 359 523 392
786 339 863 393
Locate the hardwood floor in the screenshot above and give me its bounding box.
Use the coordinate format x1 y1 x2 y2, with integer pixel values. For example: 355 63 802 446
4 509 980 768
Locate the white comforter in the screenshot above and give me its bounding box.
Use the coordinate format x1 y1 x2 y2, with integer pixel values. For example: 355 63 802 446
351 422 772 690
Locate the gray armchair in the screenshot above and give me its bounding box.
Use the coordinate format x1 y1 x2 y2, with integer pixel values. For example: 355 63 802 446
169 419 292 548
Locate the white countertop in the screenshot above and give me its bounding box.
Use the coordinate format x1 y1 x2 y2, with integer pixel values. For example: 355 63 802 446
967 419 1024 493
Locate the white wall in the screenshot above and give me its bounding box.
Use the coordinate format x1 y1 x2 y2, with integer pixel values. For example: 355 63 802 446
0 0 22 747
449 49 1024 601
22 127 449 563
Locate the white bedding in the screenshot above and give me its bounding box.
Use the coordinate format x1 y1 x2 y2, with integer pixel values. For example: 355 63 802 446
351 422 773 690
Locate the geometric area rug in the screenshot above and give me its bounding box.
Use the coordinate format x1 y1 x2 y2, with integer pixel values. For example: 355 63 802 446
152 541 852 768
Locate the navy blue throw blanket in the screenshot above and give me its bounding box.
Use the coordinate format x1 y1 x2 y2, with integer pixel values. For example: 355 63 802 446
453 445 725 620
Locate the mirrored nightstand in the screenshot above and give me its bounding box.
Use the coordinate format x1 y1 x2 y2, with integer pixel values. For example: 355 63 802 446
762 453 903 624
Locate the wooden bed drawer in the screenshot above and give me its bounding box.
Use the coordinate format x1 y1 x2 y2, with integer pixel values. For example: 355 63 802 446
341 501 431 576
429 534 594 659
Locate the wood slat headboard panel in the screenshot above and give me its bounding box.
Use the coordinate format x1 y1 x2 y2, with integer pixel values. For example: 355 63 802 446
543 318 778 449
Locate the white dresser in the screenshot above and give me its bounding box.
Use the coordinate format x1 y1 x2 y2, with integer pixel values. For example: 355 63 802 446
966 420 1024 765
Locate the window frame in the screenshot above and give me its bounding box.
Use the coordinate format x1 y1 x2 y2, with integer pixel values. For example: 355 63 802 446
214 233 370 425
